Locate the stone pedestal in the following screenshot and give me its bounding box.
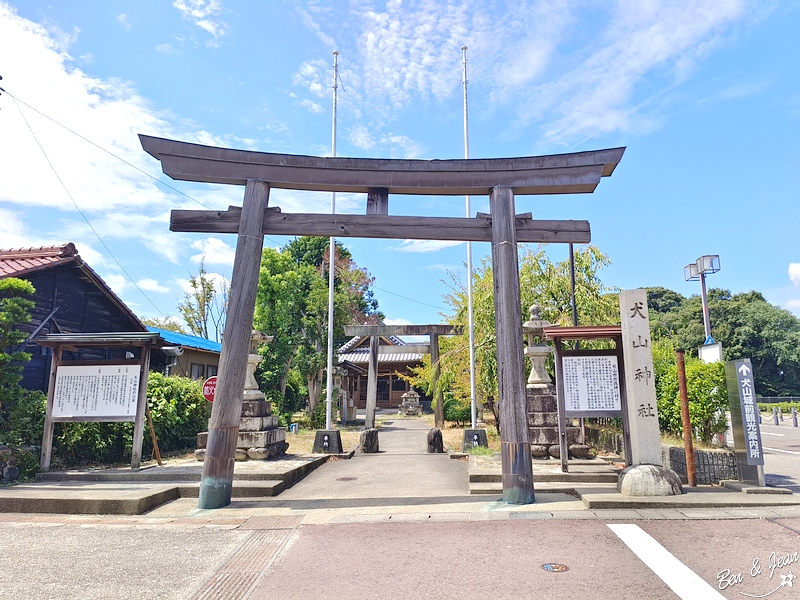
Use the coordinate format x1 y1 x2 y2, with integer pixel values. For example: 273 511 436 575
195 333 288 461
360 428 379 453
617 464 683 496
313 430 343 454
526 387 581 459
461 429 488 452
427 428 444 453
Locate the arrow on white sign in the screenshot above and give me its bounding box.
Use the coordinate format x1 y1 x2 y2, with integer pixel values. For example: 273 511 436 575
738 363 751 375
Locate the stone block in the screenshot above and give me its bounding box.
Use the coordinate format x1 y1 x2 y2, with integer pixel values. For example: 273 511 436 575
527 412 560 427
194 449 205 461
617 464 683 496
241 400 271 417
360 428 380 453
526 394 557 413
237 428 286 448
312 430 343 453
531 444 550 458
197 432 208 448
234 448 248 461
427 428 444 453
247 447 269 460
239 415 279 432
528 426 581 445
569 443 592 458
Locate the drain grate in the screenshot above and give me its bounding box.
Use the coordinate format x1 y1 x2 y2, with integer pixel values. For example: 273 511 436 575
542 563 569 572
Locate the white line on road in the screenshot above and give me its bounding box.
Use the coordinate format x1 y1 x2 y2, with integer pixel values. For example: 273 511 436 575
608 524 725 599
761 432 784 436
763 446 800 455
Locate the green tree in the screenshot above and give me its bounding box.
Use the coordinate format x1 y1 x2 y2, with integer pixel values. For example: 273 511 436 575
647 287 800 396
140 316 188 334
254 238 381 414
405 245 618 432
0 278 36 413
178 259 229 342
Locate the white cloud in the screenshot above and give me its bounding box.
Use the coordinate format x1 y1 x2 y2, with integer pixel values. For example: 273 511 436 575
349 124 375 151
300 99 324 114
787 299 800 310
117 14 131 30
104 274 127 295
293 60 327 97
191 237 236 265
789 263 800 285
156 43 177 54
137 278 170 293
391 240 464 253
172 0 229 46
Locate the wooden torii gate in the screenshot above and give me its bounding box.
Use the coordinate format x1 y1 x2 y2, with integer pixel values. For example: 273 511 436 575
140 134 624 508
344 324 463 429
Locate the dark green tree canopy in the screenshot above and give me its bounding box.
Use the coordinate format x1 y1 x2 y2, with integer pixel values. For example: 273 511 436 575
647 286 800 396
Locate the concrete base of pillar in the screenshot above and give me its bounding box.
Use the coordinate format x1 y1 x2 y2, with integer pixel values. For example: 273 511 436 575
312 430 343 454
461 429 488 452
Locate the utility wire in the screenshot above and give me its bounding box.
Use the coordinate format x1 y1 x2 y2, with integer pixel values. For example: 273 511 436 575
11 95 168 317
372 285 446 311
3 88 213 209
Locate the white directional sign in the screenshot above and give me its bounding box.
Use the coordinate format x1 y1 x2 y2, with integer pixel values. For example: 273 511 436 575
730 360 764 466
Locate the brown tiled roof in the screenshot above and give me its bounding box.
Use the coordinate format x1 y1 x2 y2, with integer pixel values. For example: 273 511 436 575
0 243 79 278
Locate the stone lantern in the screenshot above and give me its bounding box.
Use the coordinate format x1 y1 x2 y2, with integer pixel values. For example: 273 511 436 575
399 389 422 416
522 305 553 389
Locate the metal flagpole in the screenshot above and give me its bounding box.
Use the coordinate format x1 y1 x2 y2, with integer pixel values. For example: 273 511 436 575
324 50 339 431
462 46 478 430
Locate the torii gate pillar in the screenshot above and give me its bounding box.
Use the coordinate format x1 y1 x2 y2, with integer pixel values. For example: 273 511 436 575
198 180 269 509
491 186 535 504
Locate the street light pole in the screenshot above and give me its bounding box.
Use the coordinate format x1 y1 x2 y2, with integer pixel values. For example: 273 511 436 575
684 255 720 344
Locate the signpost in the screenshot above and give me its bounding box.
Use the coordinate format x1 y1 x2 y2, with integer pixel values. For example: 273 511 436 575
203 376 217 402
725 359 765 486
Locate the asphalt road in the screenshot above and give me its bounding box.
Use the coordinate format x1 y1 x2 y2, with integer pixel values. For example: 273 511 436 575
761 417 800 492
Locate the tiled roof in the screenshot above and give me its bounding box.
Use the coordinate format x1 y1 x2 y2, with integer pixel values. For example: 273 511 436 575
147 327 222 354
0 243 79 278
338 349 423 364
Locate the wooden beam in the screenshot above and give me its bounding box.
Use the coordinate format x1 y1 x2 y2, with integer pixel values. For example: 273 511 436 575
375 344 430 354
367 187 389 215
365 335 379 430
170 209 591 244
345 325 462 337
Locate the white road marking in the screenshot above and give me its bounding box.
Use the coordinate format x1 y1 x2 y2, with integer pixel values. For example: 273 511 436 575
763 446 800 455
608 523 725 599
761 432 784 436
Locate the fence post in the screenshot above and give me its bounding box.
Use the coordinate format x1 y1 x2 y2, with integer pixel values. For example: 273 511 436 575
773 407 779 425
792 407 798 428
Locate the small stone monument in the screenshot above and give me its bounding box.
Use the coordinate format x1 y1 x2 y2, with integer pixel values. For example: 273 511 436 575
196 331 289 461
398 389 423 416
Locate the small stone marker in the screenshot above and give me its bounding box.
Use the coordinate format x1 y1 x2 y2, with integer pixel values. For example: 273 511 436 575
360 428 379 453
619 289 662 465
427 428 444 453
461 429 488 452
313 429 343 454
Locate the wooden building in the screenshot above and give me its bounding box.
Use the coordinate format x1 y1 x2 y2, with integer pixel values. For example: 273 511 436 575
337 335 427 409
0 244 149 392
146 326 221 380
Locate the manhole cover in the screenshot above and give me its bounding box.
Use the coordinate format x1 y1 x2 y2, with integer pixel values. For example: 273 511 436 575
542 563 569 572
336 477 358 481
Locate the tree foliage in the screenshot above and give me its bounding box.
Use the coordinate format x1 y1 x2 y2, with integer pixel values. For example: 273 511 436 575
0 277 36 415
140 316 188 334
647 287 800 396
254 237 382 415
404 245 618 430
178 259 229 342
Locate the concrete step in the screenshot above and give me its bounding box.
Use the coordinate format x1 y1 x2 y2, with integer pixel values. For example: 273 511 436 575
176 480 285 498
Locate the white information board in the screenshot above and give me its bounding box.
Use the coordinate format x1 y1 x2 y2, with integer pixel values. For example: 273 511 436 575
52 364 140 419
562 355 622 414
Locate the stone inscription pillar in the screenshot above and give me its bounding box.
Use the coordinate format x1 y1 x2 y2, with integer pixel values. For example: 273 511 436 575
365 334 379 429
198 179 269 509
490 186 535 504
619 289 662 465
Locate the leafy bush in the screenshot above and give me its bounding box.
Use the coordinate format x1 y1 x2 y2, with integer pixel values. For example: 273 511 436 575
443 393 471 427
51 373 210 467
757 401 800 413
653 340 728 443
309 398 327 429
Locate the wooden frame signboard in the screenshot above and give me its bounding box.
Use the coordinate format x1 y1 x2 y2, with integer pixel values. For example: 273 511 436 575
544 326 633 473
37 332 162 471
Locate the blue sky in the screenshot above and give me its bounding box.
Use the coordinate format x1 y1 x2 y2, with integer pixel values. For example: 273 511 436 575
2 0 799 339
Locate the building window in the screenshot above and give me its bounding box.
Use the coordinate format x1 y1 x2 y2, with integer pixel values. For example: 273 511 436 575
392 377 407 392
190 363 205 380
206 365 218 377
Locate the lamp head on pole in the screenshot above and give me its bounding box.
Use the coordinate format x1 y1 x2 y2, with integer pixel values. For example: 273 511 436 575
684 254 720 281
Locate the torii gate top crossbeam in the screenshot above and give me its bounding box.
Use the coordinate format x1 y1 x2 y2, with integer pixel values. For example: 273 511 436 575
139 135 624 196
344 325 462 337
